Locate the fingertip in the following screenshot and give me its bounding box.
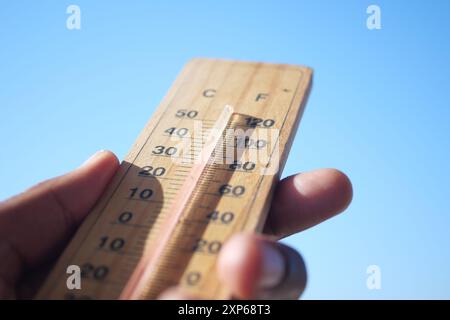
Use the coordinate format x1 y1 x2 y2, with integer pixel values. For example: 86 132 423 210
81 150 120 171
217 234 262 299
53 150 120 223
158 287 198 300
76 150 120 194
308 168 353 215
331 169 353 213
98 150 120 166
293 168 352 218
267 168 353 238
219 234 305 299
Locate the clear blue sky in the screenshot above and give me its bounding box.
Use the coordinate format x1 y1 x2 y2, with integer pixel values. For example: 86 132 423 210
1 1 449 299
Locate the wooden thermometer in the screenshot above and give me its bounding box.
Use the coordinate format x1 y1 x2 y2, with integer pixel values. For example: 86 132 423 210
36 58 313 299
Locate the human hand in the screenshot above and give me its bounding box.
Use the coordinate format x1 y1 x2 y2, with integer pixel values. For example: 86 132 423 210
0 150 352 299
161 163 352 299
0 150 120 299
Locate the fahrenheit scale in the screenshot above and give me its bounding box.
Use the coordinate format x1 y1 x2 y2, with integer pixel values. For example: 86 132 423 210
36 58 313 299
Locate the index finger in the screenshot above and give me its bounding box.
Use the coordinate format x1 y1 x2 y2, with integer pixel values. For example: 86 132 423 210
264 168 353 239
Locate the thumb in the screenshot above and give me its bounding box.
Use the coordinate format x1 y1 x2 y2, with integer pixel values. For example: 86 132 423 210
0 150 119 267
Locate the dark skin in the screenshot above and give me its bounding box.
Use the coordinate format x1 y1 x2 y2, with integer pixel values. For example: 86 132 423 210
0 150 352 299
